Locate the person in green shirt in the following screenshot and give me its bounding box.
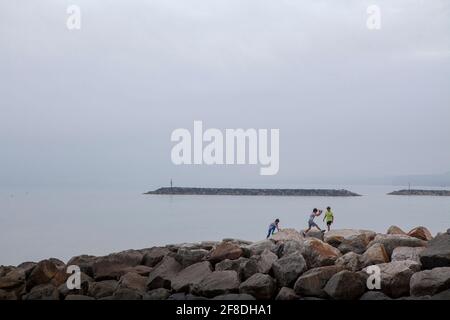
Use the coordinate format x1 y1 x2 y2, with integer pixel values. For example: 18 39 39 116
323 206 334 231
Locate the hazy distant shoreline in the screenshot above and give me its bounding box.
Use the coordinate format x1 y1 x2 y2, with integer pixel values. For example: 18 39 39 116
145 187 361 197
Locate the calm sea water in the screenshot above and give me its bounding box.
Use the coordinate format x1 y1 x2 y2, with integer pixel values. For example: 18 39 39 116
1 185 449 265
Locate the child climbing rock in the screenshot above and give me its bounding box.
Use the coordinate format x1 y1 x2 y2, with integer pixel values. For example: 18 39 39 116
267 219 280 238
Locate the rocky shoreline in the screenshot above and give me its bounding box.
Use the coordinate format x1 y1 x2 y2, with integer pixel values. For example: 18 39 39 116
1 226 449 300
388 189 450 196
145 187 361 197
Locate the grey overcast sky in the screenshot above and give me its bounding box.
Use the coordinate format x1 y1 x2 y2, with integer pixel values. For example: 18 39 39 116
1 0 449 190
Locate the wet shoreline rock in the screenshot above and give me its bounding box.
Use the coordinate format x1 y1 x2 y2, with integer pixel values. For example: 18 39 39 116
419 232 450 269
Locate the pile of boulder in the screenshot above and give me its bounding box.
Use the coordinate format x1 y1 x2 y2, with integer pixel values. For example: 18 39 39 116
1 226 449 300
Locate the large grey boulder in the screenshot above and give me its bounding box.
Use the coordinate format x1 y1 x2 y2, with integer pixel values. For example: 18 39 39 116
26 259 67 291
271 229 305 242
141 247 171 267
280 240 305 257
420 233 450 269
118 265 153 277
275 287 299 300
112 288 144 300
363 260 421 298
410 267 450 296
118 272 147 292
144 288 171 300
324 270 366 300
215 258 258 281
147 256 183 290
294 265 343 298
48 258 65 268
171 261 213 292
361 243 390 266
338 234 372 254
0 289 16 300
0 266 15 278
300 238 341 268
324 229 376 248
66 255 96 277
23 284 59 300
192 271 240 298
239 273 276 300
304 230 325 241
272 253 307 287
335 252 365 272
236 258 259 280
392 247 425 263
0 268 26 297
88 280 118 299
207 242 244 264
91 250 143 281
243 240 277 256
174 248 209 268
250 249 278 274
214 258 240 272
17 262 38 278
367 234 427 257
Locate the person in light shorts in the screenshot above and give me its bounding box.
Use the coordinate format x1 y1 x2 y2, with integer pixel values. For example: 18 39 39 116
303 208 324 235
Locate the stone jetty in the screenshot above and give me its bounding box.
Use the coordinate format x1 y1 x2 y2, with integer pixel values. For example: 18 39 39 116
1 226 449 300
